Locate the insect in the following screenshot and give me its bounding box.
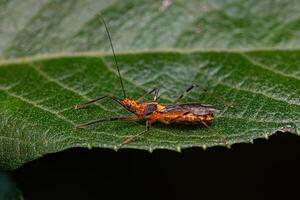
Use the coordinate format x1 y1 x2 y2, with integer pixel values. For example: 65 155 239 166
75 16 228 148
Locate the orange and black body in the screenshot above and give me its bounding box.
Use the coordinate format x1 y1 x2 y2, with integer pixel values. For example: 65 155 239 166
76 94 219 147
121 98 217 125
75 15 225 148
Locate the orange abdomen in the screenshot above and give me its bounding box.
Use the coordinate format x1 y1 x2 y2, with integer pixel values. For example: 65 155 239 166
150 112 214 124
174 113 214 124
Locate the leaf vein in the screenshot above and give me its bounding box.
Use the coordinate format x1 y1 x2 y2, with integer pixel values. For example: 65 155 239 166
30 63 112 112
0 87 75 125
240 52 300 81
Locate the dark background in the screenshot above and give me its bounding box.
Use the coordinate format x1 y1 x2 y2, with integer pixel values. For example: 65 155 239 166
9 132 300 200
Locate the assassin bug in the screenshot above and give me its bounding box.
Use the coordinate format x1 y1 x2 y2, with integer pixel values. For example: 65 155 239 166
75 16 228 148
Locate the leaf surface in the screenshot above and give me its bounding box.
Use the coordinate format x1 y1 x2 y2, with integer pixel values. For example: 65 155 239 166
1 0 300 58
0 0 300 169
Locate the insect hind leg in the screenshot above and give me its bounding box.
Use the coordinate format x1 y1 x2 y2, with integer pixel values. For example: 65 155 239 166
201 121 228 146
173 84 199 104
117 120 152 149
173 84 234 108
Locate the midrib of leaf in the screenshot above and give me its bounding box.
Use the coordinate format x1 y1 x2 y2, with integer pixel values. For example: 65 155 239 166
0 47 300 63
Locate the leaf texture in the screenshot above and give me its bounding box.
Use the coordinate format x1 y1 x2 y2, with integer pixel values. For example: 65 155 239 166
1 0 300 58
0 0 300 169
0 51 299 169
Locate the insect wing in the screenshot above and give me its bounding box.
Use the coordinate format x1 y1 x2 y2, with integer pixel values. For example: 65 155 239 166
161 104 219 116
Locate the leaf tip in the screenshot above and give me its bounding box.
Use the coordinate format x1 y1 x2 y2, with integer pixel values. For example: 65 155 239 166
114 146 119 152
202 145 207 150
176 146 181 153
264 134 269 140
148 147 153 153
87 144 92 150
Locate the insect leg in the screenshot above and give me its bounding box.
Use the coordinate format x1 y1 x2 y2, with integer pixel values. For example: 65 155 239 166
196 85 234 108
173 84 234 107
136 88 160 102
75 116 141 129
173 84 198 104
153 88 159 101
74 95 121 109
201 121 228 145
117 120 152 149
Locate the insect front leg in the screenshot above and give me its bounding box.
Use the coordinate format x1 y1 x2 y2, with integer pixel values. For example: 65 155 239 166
117 120 152 149
74 95 120 109
137 88 160 102
75 116 141 128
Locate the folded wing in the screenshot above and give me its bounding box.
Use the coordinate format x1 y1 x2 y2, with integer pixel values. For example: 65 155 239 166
161 103 219 116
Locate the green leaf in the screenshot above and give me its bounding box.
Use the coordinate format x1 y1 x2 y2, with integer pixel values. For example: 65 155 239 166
0 0 300 169
1 0 300 58
1 51 299 169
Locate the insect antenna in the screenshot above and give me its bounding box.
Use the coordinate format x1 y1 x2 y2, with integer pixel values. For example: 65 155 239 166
99 15 127 98
173 84 234 108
